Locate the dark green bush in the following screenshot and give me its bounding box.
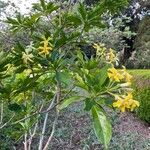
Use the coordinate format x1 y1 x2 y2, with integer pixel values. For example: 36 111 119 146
133 76 150 123
135 87 150 123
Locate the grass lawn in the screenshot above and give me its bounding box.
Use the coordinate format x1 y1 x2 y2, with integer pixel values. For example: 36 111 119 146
128 69 150 78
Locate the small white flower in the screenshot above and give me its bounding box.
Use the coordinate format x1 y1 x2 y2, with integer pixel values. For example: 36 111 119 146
22 51 34 64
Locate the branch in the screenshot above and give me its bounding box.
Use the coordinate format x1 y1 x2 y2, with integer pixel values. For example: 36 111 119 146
42 76 61 150
0 114 15 129
38 94 56 150
27 104 43 150
43 114 58 150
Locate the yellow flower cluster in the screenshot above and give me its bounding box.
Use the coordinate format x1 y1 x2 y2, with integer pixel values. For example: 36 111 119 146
108 66 132 83
93 43 106 58
106 48 118 63
107 66 139 112
93 43 118 64
121 66 132 83
113 93 139 112
38 37 53 56
108 67 123 82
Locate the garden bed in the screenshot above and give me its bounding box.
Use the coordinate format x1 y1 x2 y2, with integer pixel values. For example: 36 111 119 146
48 69 150 149
48 102 150 150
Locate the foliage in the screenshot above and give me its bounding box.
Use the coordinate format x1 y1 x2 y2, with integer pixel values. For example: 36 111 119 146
84 16 135 49
134 87 150 123
130 16 150 69
0 0 140 149
130 70 150 123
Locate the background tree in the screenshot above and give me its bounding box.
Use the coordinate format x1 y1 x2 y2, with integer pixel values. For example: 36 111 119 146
119 0 150 67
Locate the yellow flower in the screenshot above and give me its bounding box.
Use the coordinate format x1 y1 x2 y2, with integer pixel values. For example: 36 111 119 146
108 67 124 82
24 69 32 76
130 100 140 111
93 43 106 57
113 93 139 112
124 93 139 111
22 52 34 64
113 96 128 112
106 48 116 63
5 64 15 74
125 72 132 82
38 37 53 56
121 66 132 82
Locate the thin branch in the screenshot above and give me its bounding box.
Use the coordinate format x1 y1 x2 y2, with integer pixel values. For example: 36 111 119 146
0 114 15 129
28 121 39 150
27 104 43 150
38 94 57 150
23 133 28 150
43 114 58 150
0 102 4 125
42 75 61 150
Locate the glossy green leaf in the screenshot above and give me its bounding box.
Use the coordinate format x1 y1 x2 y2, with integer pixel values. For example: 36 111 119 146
75 73 89 90
66 14 82 27
40 0 46 10
84 98 96 111
46 2 59 14
99 65 110 87
78 2 87 20
6 17 19 25
91 105 112 149
58 96 83 110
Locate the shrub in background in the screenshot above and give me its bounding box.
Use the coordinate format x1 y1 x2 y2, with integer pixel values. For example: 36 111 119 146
136 87 150 123
132 75 150 123
126 16 150 69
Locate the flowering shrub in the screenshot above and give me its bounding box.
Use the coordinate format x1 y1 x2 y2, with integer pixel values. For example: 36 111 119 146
0 0 139 149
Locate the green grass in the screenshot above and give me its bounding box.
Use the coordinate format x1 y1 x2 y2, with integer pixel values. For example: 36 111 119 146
127 69 150 79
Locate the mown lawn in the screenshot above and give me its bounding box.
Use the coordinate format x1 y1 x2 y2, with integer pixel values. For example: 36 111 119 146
128 69 150 78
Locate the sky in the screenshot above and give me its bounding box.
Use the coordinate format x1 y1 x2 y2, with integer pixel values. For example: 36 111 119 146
3 0 38 14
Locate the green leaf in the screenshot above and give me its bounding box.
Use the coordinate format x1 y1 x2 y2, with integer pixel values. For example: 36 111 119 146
99 65 110 87
6 17 19 25
16 13 22 23
77 50 84 62
91 105 112 149
58 96 83 110
75 73 89 90
88 4 104 20
56 71 72 85
8 103 22 112
84 98 96 111
40 0 46 10
14 75 40 95
78 2 87 21
66 14 82 27
32 3 42 11
46 2 59 14
54 37 67 49
67 32 80 42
